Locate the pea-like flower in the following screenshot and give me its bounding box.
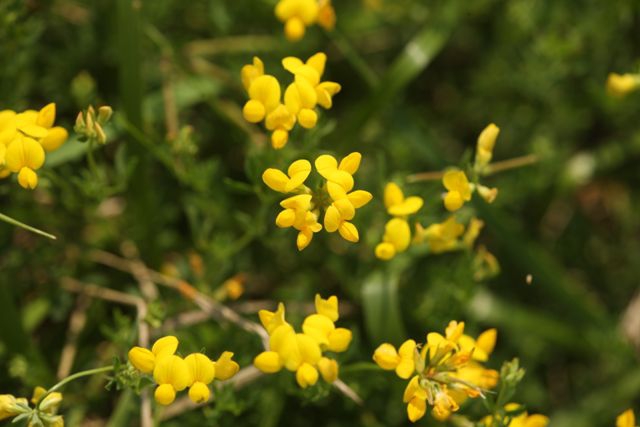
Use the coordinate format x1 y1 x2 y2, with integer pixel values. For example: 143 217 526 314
0 103 68 189
128 335 239 405
241 53 340 149
254 294 351 388
607 73 640 97
373 321 499 423
442 169 472 212
617 409 637 427
274 0 336 41
262 153 371 250
474 123 500 172
375 183 424 260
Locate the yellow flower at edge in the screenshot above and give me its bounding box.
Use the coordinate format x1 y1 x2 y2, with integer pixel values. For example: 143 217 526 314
128 335 179 374
0 394 29 421
262 159 312 193
475 123 500 171
617 409 637 427
185 353 215 403
416 216 465 254
317 0 336 30
375 218 411 260
5 137 45 189
482 403 549 427
372 339 417 379
283 52 341 111
607 73 640 97
275 0 319 41
442 169 472 212
153 355 192 405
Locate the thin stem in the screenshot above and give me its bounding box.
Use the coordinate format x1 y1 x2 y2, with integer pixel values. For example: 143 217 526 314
406 154 539 183
484 154 539 175
0 212 56 240
36 366 114 410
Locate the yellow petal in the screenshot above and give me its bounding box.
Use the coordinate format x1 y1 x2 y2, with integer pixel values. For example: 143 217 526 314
271 129 289 149
153 355 192 391
384 182 404 209
18 123 48 139
298 108 318 129
184 353 215 384
248 75 281 112
326 180 348 201
282 56 304 74
284 17 306 41
375 242 396 260
241 57 264 92
5 137 45 171
476 328 497 357
444 191 464 212
338 152 361 175
215 351 240 380
384 218 411 252
317 357 338 383
254 351 283 373
36 103 56 128
373 343 400 370
286 159 312 190
284 83 302 114
617 409 635 427
323 204 341 232
154 384 176 405
477 123 500 153
314 154 338 178
242 99 266 123
395 358 415 379
316 82 341 109
295 362 319 388
333 198 355 220
526 414 550 427
327 327 352 352
262 168 289 193
40 127 68 152
347 190 372 209
18 167 38 190
296 333 322 364
388 196 423 216
297 229 314 251
276 209 297 228
128 347 155 373
151 336 179 359
293 77 318 108
315 294 339 322
306 53 327 77
188 381 210 403
338 221 359 242
407 395 427 422
302 314 335 346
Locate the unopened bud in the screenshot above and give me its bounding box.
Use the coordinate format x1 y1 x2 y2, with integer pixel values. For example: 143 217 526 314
97 106 113 124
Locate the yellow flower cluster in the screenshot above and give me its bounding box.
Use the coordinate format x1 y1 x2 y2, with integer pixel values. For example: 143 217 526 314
373 321 498 423
0 387 64 427
0 103 68 189
128 335 239 405
275 0 336 41
414 216 484 254
375 182 424 260
607 73 640 97
254 295 352 388
441 123 500 212
617 409 638 427
241 53 341 149
482 403 549 427
263 152 372 250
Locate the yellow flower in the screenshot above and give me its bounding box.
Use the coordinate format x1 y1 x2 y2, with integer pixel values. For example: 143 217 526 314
153 355 192 405
275 0 319 41
416 216 465 254
185 353 215 403
383 182 423 216
475 123 500 171
372 339 416 379
214 351 240 380
283 52 341 111
0 394 29 421
483 404 549 427
241 57 265 91
442 169 472 211
617 409 637 427
254 296 351 388
607 73 640 97
317 0 336 30
128 335 179 374
5 136 46 189
375 218 411 260
263 153 371 250
31 387 62 414
222 274 245 300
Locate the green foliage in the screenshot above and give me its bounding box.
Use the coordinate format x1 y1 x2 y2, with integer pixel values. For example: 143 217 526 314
1 0 639 426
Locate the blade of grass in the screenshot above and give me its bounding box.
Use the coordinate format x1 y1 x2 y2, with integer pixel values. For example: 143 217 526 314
361 270 407 345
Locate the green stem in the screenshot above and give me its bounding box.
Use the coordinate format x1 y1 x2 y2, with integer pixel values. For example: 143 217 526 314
36 366 114 410
0 212 56 240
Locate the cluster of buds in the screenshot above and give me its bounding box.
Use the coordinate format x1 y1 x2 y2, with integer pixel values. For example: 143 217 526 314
414 216 484 254
262 152 372 250
606 72 640 97
275 0 336 41
241 53 341 149
0 103 68 189
375 182 424 260
441 123 501 212
373 321 499 423
254 295 351 388
0 387 64 427
128 335 239 405
74 105 112 145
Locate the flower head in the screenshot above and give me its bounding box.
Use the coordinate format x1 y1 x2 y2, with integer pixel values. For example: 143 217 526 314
274 0 335 41
442 170 472 212
375 182 423 260
254 294 351 388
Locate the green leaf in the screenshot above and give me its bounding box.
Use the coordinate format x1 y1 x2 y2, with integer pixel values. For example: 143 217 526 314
361 270 407 345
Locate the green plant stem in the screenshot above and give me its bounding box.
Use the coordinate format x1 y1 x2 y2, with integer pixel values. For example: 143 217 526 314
0 212 56 240
36 366 114 410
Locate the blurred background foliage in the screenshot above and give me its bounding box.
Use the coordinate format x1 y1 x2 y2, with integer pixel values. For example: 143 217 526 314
1 0 639 425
